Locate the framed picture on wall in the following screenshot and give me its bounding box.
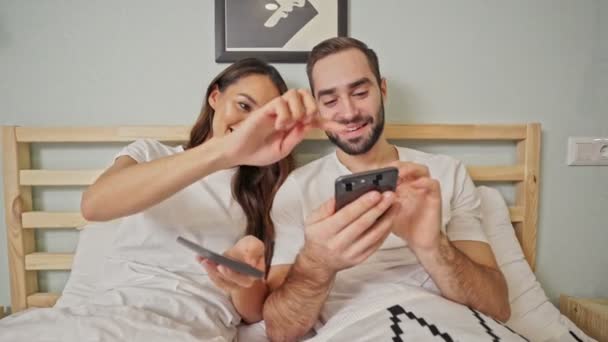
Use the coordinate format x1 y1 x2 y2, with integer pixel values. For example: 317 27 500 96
215 0 348 63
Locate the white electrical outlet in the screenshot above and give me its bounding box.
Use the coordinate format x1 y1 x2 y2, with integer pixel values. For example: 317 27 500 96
567 137 608 165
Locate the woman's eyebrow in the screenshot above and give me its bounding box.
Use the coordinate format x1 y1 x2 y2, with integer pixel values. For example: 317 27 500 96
237 93 258 106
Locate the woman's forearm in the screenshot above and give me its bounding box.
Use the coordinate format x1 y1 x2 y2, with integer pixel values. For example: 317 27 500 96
81 138 230 221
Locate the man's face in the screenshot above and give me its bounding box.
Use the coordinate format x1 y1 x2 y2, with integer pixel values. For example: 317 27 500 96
311 48 386 155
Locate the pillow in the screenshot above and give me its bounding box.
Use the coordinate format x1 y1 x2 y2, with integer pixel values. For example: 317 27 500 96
54 220 118 308
477 186 594 342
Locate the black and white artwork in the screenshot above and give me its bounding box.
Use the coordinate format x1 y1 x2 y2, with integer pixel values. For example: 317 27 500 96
215 0 347 63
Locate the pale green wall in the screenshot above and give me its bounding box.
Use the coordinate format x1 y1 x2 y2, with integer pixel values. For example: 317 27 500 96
1 0 606 310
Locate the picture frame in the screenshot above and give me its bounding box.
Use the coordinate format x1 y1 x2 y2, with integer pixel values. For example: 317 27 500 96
215 0 348 63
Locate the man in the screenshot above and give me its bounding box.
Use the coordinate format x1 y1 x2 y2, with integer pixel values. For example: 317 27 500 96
263 37 510 341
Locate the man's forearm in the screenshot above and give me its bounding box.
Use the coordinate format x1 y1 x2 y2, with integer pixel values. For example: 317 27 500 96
263 252 334 342
415 234 510 321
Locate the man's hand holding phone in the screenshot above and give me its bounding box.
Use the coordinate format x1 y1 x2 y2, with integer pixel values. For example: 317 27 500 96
300 188 400 281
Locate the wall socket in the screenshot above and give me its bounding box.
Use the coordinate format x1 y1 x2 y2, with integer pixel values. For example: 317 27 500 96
567 137 608 166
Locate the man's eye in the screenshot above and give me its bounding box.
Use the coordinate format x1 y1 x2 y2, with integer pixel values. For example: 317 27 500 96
324 99 337 107
353 91 368 97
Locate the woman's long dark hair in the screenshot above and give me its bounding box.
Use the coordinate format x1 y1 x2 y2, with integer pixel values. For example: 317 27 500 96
186 58 294 266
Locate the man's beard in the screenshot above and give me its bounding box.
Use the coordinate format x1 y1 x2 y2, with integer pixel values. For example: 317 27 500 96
325 101 385 155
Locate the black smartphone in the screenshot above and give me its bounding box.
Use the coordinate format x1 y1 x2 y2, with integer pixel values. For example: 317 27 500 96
177 236 264 279
335 167 398 211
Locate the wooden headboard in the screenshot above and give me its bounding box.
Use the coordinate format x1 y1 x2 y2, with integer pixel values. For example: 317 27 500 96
2 123 541 313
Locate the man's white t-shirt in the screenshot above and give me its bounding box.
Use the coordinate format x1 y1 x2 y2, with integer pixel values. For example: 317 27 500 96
271 146 489 323
96 139 294 335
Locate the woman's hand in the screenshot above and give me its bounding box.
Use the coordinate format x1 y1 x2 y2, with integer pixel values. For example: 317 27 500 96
198 235 266 295
220 89 318 167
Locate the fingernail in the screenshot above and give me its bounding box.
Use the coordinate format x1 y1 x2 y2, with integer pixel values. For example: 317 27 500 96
368 191 381 202
383 191 394 200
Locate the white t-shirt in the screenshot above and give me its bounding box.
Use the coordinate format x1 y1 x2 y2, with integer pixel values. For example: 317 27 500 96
108 139 245 272
271 146 489 323
96 139 293 334
107 139 294 270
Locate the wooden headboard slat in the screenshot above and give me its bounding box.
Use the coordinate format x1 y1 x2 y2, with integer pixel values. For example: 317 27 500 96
2 127 38 312
509 206 524 223
18 165 525 186
24 253 73 271
19 170 102 186
15 126 190 143
20 206 525 231
515 123 541 271
21 212 87 229
27 292 60 308
15 125 527 143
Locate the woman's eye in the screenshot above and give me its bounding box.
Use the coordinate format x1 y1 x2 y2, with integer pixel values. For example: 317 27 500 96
238 102 251 111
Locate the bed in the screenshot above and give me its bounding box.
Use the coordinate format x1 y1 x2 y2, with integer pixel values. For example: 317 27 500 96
0 124 594 341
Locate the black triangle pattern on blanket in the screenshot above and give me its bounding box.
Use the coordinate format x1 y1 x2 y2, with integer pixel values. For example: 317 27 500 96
469 307 501 341
569 330 583 342
387 305 454 342
469 307 530 342
491 317 530 341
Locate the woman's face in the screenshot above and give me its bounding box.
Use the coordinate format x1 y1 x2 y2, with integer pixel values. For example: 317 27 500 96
208 74 282 138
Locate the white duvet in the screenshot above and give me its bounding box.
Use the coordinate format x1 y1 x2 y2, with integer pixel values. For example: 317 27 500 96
306 284 524 342
306 284 590 342
0 187 596 342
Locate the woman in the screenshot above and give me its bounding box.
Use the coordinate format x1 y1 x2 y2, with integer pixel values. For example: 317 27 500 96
80 58 317 340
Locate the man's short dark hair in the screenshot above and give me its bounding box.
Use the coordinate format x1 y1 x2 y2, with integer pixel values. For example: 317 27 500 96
306 37 382 93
